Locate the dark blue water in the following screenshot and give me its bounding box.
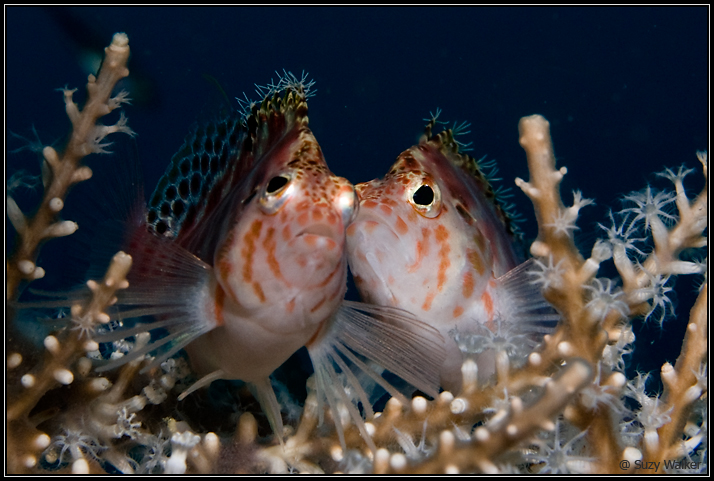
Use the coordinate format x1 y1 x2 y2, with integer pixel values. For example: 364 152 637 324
7 6 707 387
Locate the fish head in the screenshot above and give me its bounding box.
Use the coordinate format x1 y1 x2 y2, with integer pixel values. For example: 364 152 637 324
213 91 357 333
346 120 519 330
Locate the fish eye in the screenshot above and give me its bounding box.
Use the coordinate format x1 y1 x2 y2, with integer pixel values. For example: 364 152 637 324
408 180 441 218
259 173 294 214
266 175 289 194
412 185 434 206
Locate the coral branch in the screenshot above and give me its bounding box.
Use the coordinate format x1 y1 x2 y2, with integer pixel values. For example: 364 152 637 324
7 251 132 473
7 33 706 474
7 33 133 301
647 285 707 464
380 359 594 474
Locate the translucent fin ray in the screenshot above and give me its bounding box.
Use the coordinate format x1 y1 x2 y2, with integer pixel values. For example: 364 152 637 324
495 258 562 332
329 301 445 398
250 377 285 447
178 370 225 401
94 319 211 373
307 301 445 451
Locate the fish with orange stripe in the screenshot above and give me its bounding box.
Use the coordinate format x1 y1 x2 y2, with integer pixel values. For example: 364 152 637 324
346 112 557 393
60 73 443 450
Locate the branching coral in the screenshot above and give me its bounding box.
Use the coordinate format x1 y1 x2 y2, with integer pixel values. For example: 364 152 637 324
6 34 707 474
6 32 133 302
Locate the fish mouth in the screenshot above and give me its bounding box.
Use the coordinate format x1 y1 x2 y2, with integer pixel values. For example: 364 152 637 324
346 215 407 265
291 223 343 268
346 214 398 243
296 224 339 241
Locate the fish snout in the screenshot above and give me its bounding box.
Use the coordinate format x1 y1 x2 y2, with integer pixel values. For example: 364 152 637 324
333 181 358 227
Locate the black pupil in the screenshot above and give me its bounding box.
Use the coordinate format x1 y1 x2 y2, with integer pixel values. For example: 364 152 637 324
266 176 289 194
413 184 434 206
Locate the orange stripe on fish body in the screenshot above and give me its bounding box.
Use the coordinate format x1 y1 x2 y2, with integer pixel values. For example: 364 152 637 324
213 283 226 327
407 227 430 273
394 215 408 235
422 291 436 312
252 281 266 303
467 248 486 276
462 271 474 299
435 224 451 292
482 290 494 323
282 224 292 242
264 226 290 288
316 261 340 288
241 220 263 283
310 296 327 314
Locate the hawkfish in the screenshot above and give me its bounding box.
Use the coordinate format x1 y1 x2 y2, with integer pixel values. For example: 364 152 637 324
345 114 557 393
70 74 443 449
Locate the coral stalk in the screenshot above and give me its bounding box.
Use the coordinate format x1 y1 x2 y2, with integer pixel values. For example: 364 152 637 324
6 32 706 474
6 32 133 301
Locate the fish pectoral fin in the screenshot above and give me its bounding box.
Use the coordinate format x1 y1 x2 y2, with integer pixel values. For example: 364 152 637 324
178 369 225 401
90 226 219 374
306 300 445 452
94 321 214 374
495 258 562 333
249 377 285 447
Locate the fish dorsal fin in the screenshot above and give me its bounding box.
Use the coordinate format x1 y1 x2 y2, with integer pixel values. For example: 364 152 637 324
418 114 519 238
146 73 313 246
250 84 311 160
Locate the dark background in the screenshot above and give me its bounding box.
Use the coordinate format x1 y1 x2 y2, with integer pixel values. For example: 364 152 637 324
6 7 708 384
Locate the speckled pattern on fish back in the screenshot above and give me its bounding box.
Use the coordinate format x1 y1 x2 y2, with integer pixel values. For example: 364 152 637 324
145 81 311 249
146 112 248 240
415 117 519 238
